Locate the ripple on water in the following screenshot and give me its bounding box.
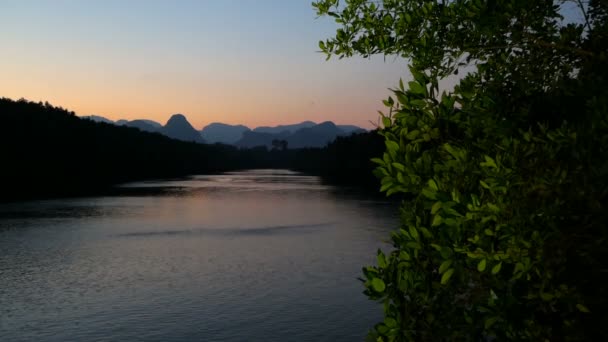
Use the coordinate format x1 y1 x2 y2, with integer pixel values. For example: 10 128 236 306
0 170 397 342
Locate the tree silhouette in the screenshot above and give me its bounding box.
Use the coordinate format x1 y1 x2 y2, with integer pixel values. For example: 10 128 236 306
0 97 381 200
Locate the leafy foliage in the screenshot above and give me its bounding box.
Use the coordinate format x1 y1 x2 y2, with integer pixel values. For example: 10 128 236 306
315 0 608 340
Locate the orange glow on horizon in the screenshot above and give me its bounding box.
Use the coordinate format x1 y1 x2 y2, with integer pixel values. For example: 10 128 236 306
0 1 406 131
0 66 396 130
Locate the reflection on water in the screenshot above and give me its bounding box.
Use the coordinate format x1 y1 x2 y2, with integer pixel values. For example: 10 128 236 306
0 170 398 342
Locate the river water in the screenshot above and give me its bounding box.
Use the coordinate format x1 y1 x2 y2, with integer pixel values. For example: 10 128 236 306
0 170 398 342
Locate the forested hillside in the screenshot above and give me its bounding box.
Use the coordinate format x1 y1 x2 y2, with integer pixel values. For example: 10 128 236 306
0 98 382 200
0 98 244 199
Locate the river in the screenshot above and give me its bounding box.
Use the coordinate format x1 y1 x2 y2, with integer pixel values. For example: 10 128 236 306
0 170 398 342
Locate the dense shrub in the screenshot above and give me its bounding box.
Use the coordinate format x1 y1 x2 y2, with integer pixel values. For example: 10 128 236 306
314 0 608 340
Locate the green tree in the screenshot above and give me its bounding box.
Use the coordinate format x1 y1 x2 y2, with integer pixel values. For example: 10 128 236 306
314 0 607 340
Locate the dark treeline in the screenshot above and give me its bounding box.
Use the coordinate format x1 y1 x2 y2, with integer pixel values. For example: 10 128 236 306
0 97 383 201
288 131 385 188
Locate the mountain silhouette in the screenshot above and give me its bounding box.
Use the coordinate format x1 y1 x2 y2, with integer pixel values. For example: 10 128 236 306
82 115 114 124
161 114 205 143
235 121 365 149
83 114 203 143
81 114 364 148
337 125 366 134
253 121 316 134
287 121 345 148
236 130 291 148
201 123 250 144
125 120 161 133
136 119 162 128
1 97 383 200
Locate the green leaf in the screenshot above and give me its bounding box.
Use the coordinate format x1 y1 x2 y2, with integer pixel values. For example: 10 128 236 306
380 182 392 192
431 201 442 214
444 143 460 160
422 189 437 199
441 268 454 285
481 155 498 169
386 187 402 196
371 278 386 292
428 179 438 191
392 162 405 171
410 68 427 84
430 244 442 251
540 292 554 301
471 194 480 206
419 227 433 238
440 247 452 259
480 180 491 189
410 99 426 107
477 259 487 272
487 203 500 212
444 218 459 227
404 13 412 24
484 317 498 329
408 81 426 95
491 262 502 274
385 140 399 153
399 250 411 261
576 304 591 313
395 91 408 106
406 130 420 140
444 208 463 217
371 158 385 165
409 226 419 241
439 259 453 274
382 14 392 25
382 116 391 128
431 215 443 227
385 317 397 328
396 172 405 184
377 250 387 269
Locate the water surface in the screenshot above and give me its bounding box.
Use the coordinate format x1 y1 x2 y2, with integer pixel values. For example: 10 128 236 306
0 170 398 342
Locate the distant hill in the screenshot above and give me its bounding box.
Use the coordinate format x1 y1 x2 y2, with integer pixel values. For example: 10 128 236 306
115 119 162 128
287 121 345 148
0 97 253 200
125 120 160 133
236 130 291 149
83 114 365 148
337 125 366 134
235 121 365 149
82 116 163 130
253 121 316 134
201 123 250 144
136 119 162 128
0 97 382 199
81 115 114 124
83 114 203 143
161 114 205 143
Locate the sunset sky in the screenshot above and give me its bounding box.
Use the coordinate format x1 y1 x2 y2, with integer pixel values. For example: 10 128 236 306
0 0 407 129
